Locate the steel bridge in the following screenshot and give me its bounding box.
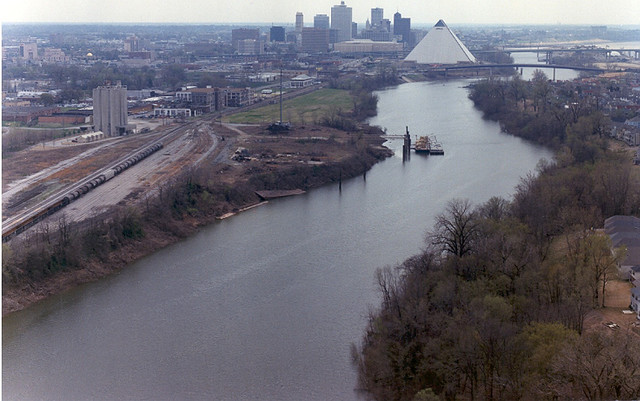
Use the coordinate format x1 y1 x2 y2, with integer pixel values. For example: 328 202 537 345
423 62 629 80
474 47 640 62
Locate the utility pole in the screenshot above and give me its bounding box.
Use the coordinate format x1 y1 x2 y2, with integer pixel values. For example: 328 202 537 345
279 68 283 124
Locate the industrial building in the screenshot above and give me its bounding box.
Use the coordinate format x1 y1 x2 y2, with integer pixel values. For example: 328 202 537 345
93 83 128 136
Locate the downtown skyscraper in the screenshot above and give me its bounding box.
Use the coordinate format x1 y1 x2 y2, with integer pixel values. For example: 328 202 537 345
331 1 352 42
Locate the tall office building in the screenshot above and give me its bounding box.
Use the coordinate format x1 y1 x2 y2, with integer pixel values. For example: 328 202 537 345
302 28 329 53
371 8 383 28
381 19 391 32
237 39 264 55
19 43 38 61
93 82 127 137
331 1 352 43
314 14 330 29
329 29 339 44
296 12 304 32
393 12 412 46
270 26 286 42
231 28 260 49
124 35 140 52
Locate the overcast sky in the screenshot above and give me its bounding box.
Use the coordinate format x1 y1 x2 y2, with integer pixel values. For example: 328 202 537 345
3 0 639 26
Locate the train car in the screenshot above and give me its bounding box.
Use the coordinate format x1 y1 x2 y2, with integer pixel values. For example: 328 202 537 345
3 141 165 242
104 169 116 181
2 198 67 242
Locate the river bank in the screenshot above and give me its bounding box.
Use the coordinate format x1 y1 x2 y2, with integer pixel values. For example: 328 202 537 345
3 79 559 401
355 77 640 401
2 122 392 316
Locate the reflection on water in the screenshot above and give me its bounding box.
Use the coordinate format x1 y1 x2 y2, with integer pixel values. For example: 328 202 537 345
511 52 580 81
3 80 553 401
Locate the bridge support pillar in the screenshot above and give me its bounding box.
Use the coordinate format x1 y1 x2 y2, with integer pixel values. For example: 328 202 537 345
403 126 411 162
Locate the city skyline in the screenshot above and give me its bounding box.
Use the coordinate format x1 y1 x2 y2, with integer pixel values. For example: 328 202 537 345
3 0 639 26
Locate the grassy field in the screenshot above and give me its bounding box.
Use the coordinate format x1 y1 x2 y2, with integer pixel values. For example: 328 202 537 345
224 88 353 124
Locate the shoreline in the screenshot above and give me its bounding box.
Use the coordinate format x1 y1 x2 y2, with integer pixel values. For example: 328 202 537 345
216 200 269 220
2 131 393 316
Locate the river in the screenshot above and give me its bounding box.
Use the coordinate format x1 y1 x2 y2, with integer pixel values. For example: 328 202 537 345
3 80 553 401
511 51 579 81
511 40 640 81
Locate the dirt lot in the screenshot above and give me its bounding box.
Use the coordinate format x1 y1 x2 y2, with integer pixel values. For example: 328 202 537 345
2 117 388 237
584 279 640 337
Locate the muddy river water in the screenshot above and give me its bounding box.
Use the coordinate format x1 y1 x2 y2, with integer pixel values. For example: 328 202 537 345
3 80 552 400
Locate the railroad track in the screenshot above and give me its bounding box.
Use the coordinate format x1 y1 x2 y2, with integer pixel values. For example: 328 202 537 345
2 121 199 242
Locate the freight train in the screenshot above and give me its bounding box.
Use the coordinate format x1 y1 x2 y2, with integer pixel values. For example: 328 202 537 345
2 142 163 242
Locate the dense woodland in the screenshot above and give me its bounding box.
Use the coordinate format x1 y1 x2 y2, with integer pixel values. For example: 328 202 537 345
354 72 640 401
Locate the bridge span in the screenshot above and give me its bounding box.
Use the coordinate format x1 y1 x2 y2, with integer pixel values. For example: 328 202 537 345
474 47 640 63
423 62 627 80
444 63 608 72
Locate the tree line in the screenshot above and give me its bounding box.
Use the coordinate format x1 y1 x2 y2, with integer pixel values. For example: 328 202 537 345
4 62 217 95
354 72 640 401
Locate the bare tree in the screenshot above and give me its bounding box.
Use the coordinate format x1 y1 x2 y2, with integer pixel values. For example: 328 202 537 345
585 233 624 308
552 331 640 400
428 198 478 258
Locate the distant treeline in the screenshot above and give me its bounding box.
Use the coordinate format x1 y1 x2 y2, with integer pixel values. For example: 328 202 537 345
354 73 640 401
4 62 232 94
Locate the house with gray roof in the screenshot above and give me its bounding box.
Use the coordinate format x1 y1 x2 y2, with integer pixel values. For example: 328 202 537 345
631 287 640 320
604 215 640 280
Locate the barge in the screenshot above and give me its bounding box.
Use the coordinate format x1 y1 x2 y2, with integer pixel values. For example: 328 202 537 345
430 136 444 155
414 136 431 153
412 135 444 155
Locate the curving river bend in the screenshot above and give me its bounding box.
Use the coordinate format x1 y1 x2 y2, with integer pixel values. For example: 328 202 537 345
3 80 552 401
